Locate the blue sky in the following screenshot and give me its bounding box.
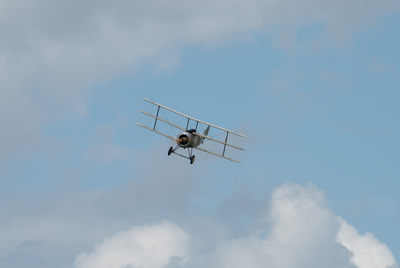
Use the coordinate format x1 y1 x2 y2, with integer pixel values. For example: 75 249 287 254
0 1 399 267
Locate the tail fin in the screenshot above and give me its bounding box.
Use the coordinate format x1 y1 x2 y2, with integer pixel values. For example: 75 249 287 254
203 125 210 137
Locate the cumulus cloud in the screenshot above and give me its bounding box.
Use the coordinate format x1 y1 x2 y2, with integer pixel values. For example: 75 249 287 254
74 184 397 268
337 218 397 268
75 222 190 268
1 0 399 158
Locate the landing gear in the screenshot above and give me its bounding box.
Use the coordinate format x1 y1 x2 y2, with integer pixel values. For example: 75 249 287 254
188 148 195 165
167 145 196 164
168 145 179 156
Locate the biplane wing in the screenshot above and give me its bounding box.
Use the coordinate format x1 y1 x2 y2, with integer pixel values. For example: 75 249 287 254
136 122 176 141
137 98 245 163
195 146 240 163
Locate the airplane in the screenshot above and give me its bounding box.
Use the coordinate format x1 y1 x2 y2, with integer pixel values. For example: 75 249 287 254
137 98 245 164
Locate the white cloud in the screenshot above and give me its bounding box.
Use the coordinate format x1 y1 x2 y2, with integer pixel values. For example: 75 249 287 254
73 184 397 268
75 221 190 268
204 184 351 268
337 218 397 268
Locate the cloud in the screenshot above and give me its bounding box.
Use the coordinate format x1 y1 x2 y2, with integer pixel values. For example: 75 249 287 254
82 123 130 163
1 0 399 159
337 218 397 268
202 184 351 268
73 184 397 268
75 222 189 268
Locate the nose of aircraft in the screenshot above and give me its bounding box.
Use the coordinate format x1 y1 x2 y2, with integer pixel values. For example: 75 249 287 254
174 136 183 144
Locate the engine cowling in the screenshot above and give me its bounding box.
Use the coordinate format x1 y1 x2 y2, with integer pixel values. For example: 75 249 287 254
177 132 192 148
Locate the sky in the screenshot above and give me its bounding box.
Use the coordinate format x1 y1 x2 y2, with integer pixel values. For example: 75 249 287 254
0 1 399 267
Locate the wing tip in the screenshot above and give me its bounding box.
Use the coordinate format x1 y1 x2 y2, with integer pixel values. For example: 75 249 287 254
142 97 153 103
234 132 246 138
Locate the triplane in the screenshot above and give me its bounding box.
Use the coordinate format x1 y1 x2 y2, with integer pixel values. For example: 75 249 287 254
137 98 245 164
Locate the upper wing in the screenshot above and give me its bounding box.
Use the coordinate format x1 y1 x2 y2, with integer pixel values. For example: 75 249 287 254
143 98 245 137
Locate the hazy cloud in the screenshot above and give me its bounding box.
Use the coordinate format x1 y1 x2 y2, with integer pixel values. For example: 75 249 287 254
0 152 198 267
83 123 130 163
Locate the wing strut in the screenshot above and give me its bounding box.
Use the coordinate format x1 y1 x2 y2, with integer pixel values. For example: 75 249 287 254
222 132 229 156
153 106 160 130
186 117 190 130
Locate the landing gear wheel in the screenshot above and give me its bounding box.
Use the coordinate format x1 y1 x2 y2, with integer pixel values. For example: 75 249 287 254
190 155 195 164
168 147 173 156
